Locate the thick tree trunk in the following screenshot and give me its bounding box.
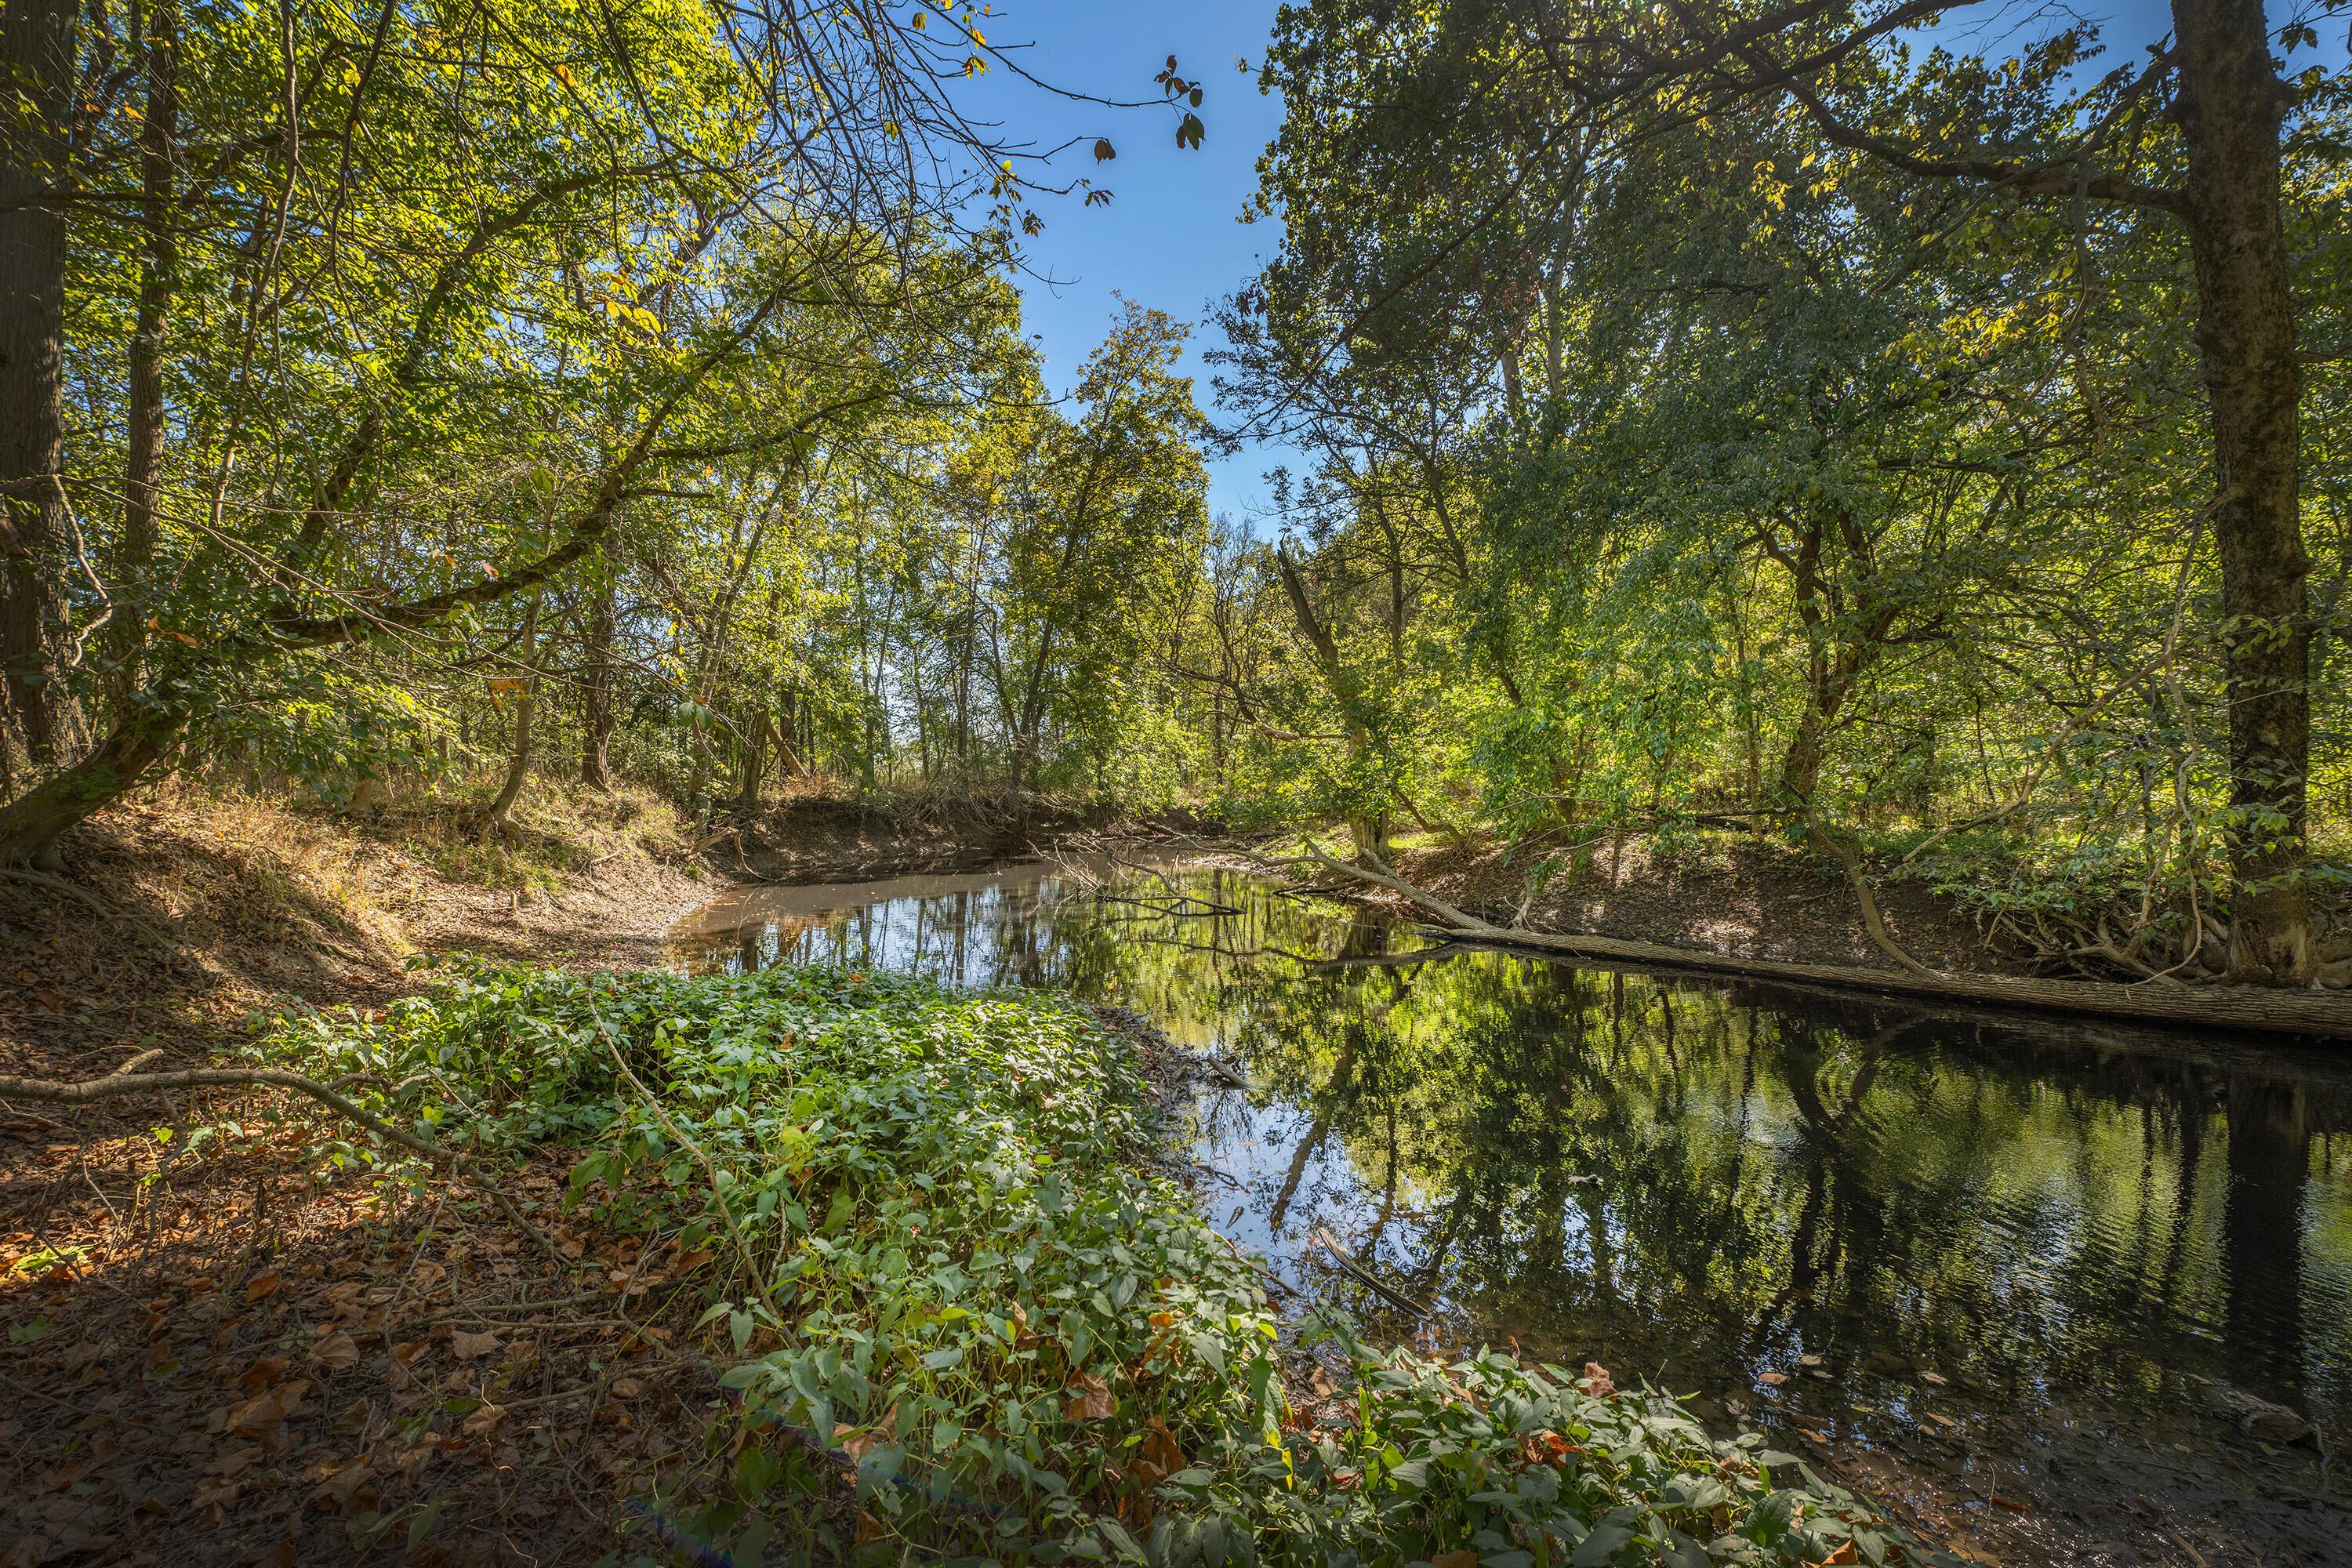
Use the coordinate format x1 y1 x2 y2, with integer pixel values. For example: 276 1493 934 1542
0 0 85 762
2172 0 2314 983
0 702 180 866
580 570 614 789
107 0 181 706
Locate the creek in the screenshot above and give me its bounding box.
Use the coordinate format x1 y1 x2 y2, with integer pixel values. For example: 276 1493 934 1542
669 855 2352 1566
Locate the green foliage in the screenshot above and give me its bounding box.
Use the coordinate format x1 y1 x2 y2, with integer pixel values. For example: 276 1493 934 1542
258 961 1933 1563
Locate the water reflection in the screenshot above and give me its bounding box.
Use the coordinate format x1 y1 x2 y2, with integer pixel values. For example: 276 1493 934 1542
669 858 2352 1452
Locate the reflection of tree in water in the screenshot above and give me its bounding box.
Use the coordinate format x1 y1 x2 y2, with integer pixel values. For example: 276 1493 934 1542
677 864 2352 1425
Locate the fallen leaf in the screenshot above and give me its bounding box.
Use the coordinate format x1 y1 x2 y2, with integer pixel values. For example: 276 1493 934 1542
1919 1370 1947 1387
1308 1365 1336 1399
242 1272 282 1304
1798 1354 1823 1368
1759 1371 1789 1386
309 1457 376 1511
1062 1372 1114 1421
1807 1544 1859 1567
855 1511 887 1544
449 1330 500 1361
608 1377 642 1400
208 1444 262 1478
238 1356 290 1393
27 1461 89 1497
461 1402 506 1436
1991 1494 2032 1512
310 1332 360 1370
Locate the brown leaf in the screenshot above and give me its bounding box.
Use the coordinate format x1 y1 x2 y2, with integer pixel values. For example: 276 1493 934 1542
855 1512 887 1544
1806 1544 1860 1568
310 1332 360 1371
225 1393 285 1440
449 1330 500 1361
207 1444 262 1478
461 1402 507 1436
1308 1365 1336 1399
607 1377 643 1400
236 1356 290 1394
242 1272 282 1304
1062 1372 1115 1421
1758 1371 1789 1386
1580 1360 1615 1398
308 1457 376 1512
27 1461 89 1497
1918 1370 1947 1386
1798 1354 1823 1367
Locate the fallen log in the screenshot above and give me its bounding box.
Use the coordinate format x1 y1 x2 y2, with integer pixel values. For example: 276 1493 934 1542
1242 845 2352 1043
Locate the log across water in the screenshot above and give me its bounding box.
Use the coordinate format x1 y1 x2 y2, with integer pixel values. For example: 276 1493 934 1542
1280 850 2352 1042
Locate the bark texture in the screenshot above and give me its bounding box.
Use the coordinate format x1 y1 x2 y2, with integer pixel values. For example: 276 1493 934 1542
2172 0 2314 982
0 0 85 761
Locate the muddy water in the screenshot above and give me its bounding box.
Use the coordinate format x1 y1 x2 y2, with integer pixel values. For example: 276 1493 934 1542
670 857 2352 1566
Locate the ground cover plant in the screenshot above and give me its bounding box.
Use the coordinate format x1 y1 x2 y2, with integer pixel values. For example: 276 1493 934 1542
256 960 1947 1565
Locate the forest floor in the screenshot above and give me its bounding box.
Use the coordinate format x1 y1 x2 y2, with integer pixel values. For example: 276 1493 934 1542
0 782 727 1565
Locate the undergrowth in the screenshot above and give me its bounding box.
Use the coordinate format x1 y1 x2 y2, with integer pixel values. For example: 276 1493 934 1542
255 962 1947 1567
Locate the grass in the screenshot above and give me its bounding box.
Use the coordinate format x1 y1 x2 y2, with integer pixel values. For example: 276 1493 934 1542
258 962 1948 1567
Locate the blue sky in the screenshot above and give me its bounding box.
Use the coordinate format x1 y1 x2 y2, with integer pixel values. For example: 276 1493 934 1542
960 0 2341 532
952 2 1293 531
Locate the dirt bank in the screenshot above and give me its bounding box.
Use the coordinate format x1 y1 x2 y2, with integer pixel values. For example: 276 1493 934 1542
705 787 1214 885
1386 830 2010 975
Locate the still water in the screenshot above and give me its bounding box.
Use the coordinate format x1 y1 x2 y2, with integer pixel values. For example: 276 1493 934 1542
671 857 2352 1563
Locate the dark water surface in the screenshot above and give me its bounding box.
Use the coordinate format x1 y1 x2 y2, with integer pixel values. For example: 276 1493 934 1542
671 858 2352 1564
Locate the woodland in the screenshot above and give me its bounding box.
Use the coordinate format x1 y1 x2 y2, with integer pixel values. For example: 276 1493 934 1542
0 0 2346 994
2 0 2350 1562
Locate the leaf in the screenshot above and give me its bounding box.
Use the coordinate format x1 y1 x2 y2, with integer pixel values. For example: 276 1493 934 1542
1433 1553 1479 1568
1093 138 1116 162
244 1271 283 1303
1758 1371 1788 1385
238 1356 290 1392
1062 1371 1113 1420
1175 112 1205 151
450 1330 501 1361
310 1332 360 1370
1572 1524 1634 1566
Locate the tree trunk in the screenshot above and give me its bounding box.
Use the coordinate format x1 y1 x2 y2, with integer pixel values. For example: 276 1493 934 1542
0 0 85 763
2172 0 2314 982
734 708 770 815
0 701 180 866
580 568 614 789
107 0 180 708
485 596 539 829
